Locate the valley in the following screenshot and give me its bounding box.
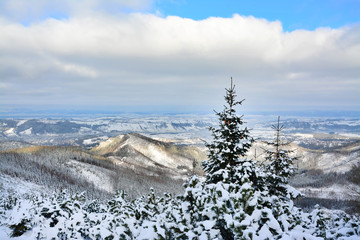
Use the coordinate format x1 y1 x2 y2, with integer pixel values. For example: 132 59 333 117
0 115 359 212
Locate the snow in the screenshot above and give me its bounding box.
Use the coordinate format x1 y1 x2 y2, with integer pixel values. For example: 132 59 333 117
294 133 314 138
96 133 194 172
19 127 32 135
316 151 359 173
1 172 359 239
145 145 174 168
83 136 108 145
64 160 114 193
0 175 49 197
340 133 360 138
0 226 12 240
16 120 27 126
83 138 95 145
202 220 216 230
298 183 360 201
4 128 16 137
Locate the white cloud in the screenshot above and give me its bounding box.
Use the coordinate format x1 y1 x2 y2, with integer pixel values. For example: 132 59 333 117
0 12 359 111
54 60 98 78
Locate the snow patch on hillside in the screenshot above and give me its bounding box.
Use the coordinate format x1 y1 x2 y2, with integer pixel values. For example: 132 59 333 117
4 128 16 137
38 119 60 124
298 183 360 201
83 136 108 145
64 160 114 193
340 133 360 138
294 133 314 138
0 175 49 198
145 145 172 167
316 152 359 173
19 127 32 135
16 120 27 126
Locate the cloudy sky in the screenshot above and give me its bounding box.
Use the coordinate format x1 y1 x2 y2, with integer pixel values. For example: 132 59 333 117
0 0 359 114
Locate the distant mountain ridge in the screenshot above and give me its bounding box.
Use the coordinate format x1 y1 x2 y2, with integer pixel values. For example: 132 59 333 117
0 118 214 137
1 117 359 149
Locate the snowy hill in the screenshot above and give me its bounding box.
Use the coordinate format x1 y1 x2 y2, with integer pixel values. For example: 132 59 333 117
91 133 206 176
0 133 207 199
248 141 360 202
249 141 360 173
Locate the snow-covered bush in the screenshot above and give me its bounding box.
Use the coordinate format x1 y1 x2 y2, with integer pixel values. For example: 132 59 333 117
1 181 359 239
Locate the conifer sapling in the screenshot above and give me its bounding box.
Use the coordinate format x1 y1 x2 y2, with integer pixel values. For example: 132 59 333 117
264 116 296 198
203 78 256 186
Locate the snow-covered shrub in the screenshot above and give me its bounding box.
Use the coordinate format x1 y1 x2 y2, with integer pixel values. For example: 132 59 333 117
1 177 359 239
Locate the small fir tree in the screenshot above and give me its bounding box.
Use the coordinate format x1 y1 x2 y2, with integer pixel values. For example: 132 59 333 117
203 78 257 186
264 116 296 198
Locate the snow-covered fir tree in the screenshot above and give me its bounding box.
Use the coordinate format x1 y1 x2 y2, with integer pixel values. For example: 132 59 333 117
191 79 302 239
263 116 297 199
203 78 264 190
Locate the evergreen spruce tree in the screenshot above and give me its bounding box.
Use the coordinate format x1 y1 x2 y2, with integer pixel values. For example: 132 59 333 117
264 116 296 198
203 78 260 188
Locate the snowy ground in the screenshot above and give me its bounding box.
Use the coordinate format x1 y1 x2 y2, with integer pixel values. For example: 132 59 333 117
0 176 50 239
0 175 49 198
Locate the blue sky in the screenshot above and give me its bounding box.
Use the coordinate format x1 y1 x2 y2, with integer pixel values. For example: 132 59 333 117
0 0 359 115
154 0 360 31
9 0 360 31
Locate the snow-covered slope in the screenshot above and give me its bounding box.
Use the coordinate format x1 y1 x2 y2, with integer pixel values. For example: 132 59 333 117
248 141 360 173
248 141 360 202
91 133 206 177
0 134 207 199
